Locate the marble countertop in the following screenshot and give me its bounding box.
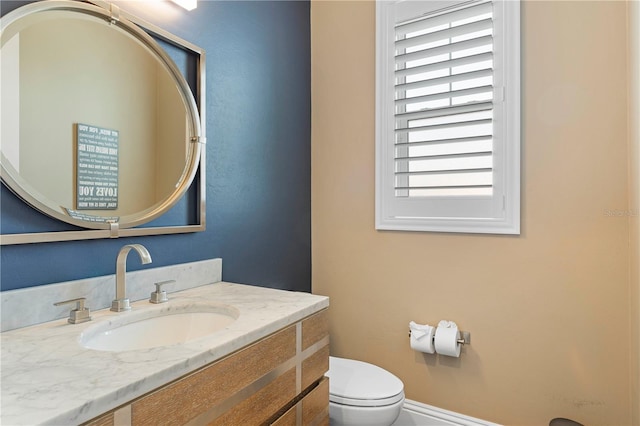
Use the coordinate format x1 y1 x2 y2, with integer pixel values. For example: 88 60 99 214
1 282 329 425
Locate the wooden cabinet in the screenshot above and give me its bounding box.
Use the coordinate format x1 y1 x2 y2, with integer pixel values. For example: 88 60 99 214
84 309 329 426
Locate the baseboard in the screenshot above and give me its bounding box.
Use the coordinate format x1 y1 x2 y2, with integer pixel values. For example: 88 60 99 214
393 399 502 426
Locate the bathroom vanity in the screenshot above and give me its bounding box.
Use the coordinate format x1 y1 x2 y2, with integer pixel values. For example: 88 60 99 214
86 308 329 425
0 281 330 425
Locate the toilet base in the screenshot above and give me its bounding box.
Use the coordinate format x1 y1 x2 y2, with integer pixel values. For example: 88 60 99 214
329 396 404 426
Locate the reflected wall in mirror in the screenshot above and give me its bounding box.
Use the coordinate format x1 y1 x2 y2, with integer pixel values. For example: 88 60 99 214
0 0 206 244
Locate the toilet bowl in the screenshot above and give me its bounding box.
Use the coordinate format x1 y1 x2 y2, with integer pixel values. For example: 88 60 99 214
325 356 405 426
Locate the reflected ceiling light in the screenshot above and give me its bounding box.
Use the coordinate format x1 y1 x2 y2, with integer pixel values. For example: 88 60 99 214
170 0 197 11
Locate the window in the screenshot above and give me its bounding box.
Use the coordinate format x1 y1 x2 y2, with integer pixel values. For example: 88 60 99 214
375 0 520 234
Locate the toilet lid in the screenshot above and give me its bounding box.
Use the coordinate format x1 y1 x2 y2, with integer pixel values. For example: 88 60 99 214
326 357 405 407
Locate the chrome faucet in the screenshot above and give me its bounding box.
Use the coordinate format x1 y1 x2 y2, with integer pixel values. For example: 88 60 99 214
111 244 152 312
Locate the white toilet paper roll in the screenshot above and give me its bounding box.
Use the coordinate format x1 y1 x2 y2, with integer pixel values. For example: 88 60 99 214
434 326 461 357
410 325 435 354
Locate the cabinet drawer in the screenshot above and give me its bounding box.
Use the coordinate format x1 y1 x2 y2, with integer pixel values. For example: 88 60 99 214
271 377 329 426
132 325 296 425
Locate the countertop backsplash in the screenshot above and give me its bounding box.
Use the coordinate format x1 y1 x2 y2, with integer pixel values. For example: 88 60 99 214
1 258 222 332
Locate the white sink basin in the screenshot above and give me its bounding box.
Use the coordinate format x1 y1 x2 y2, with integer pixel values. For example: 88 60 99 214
79 302 239 352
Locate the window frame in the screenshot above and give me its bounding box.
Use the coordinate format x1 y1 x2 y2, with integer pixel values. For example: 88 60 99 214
375 0 521 235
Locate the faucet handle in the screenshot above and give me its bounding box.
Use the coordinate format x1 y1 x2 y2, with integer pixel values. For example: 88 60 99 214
54 297 92 324
150 280 174 304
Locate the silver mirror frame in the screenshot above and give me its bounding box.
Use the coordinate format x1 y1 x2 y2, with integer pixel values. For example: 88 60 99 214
0 0 206 245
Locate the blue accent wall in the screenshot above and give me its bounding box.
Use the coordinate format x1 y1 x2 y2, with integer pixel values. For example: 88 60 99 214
0 1 311 293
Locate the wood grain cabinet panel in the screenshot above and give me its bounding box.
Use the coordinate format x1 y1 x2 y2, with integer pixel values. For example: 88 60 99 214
271 406 297 426
302 309 329 351
83 309 329 426
212 368 297 426
83 412 114 426
132 325 296 425
302 377 329 426
270 377 329 426
302 345 329 391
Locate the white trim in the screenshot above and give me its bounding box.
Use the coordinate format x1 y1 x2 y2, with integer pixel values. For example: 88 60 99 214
395 399 502 426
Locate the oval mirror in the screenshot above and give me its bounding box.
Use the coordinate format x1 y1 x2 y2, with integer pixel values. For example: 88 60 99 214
0 1 203 232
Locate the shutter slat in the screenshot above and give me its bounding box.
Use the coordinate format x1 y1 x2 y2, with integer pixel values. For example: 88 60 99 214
395 135 492 148
395 18 493 50
395 101 492 120
395 151 492 162
396 86 493 110
396 1 492 36
395 68 492 92
396 167 493 176
395 118 492 133
395 52 493 78
395 35 492 65
395 184 493 190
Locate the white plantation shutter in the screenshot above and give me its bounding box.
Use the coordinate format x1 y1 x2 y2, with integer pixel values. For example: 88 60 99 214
394 1 494 198
376 0 520 234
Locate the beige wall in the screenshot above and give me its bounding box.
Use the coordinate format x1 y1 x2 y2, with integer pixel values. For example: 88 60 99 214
629 1 640 424
311 1 632 425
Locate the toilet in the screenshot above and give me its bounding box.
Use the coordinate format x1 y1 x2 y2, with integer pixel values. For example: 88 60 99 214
325 356 405 426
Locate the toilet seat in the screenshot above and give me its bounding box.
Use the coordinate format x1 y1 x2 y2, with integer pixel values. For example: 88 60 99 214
327 357 405 407
330 391 405 407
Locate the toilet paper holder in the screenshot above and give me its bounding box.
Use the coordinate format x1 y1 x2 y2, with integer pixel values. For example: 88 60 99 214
408 328 471 346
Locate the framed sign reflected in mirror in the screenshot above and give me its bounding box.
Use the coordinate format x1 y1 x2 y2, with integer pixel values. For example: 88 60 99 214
0 0 206 245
